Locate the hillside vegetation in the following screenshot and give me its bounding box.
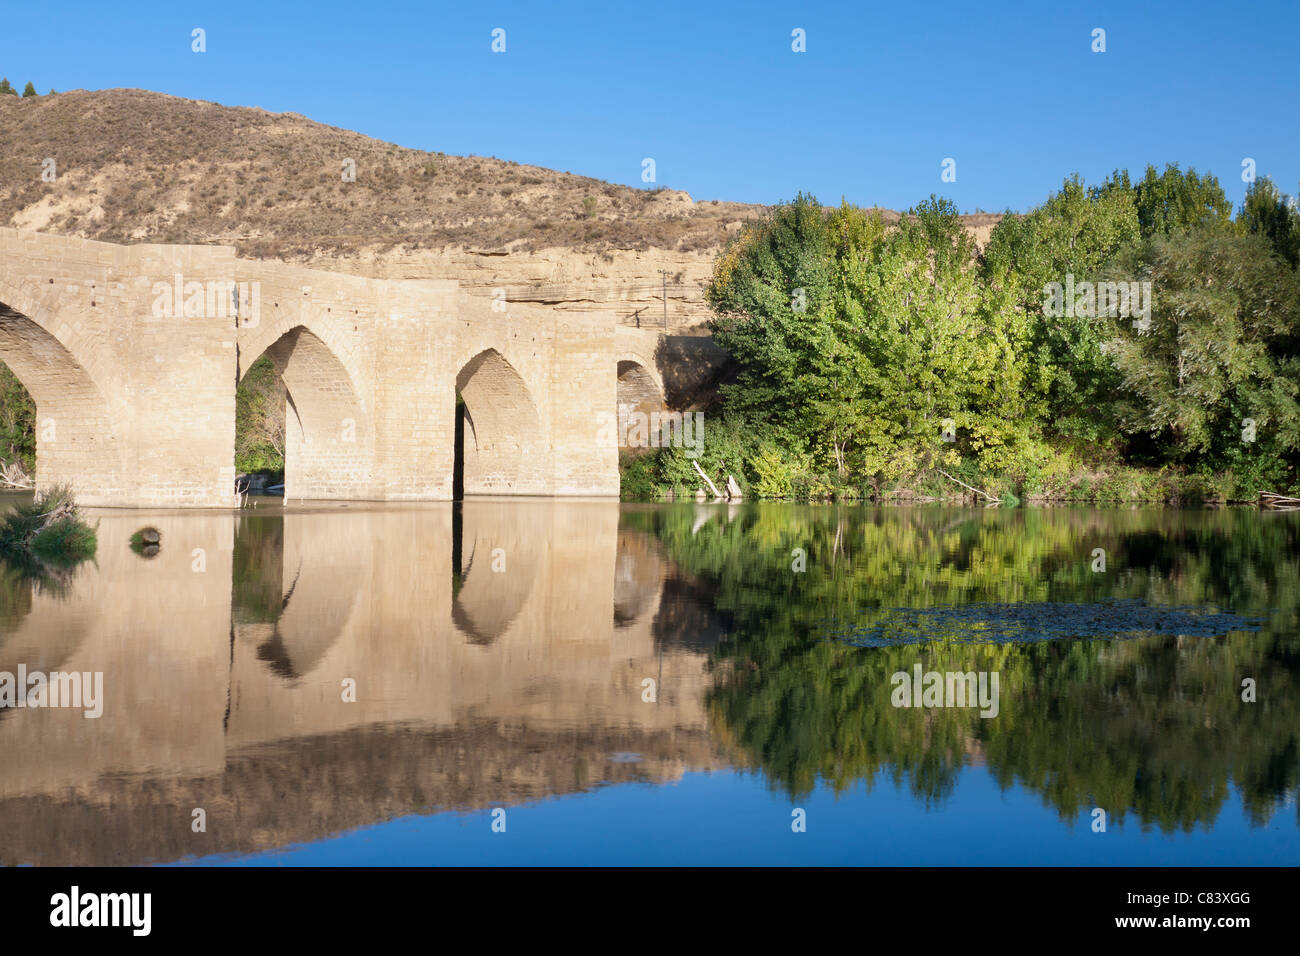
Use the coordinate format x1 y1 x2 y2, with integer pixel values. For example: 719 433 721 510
0 88 768 259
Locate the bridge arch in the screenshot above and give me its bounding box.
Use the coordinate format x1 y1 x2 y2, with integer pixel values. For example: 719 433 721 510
0 279 123 502
0 229 622 506
616 357 665 413
239 325 374 500
615 356 666 456
454 348 545 496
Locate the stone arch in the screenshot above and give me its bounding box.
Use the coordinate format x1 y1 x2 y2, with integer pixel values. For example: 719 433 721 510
616 357 665 412
616 357 666 455
0 288 123 503
0 272 68 343
455 348 546 496
0 581 94 677
240 326 374 500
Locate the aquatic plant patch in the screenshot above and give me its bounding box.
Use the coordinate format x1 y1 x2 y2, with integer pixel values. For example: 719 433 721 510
826 599 1266 647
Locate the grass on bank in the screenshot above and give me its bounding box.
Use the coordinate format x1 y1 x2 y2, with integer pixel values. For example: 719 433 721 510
0 485 98 568
618 414 1298 505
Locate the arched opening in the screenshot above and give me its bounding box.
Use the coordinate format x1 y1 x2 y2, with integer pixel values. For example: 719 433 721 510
0 573 94 698
0 301 121 502
0 359 34 486
237 326 372 501
234 355 287 494
453 393 467 501
454 349 544 497
616 359 666 454
613 529 663 628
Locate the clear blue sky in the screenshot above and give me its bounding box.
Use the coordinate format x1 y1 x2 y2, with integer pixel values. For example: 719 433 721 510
4 0 1297 213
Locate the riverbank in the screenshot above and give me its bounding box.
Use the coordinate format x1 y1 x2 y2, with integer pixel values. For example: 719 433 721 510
0 485 97 574
620 449 1300 506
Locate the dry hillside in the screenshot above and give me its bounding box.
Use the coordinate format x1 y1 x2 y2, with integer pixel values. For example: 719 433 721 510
0 88 1001 328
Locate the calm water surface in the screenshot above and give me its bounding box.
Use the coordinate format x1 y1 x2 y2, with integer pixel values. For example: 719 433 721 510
1 497 1297 865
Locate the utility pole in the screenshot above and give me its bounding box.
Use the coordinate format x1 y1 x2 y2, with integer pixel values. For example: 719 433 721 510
659 270 670 330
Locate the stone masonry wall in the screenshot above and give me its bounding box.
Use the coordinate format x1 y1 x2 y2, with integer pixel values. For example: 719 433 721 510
0 228 643 506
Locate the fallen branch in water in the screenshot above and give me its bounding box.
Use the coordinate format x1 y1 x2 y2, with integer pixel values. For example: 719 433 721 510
1260 491 1300 510
691 459 723 500
938 469 1001 504
0 460 34 489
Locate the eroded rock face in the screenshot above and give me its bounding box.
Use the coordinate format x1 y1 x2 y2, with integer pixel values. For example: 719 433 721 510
328 243 729 332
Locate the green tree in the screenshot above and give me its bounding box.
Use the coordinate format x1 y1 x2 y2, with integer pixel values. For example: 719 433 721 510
1133 163 1233 239
0 78 16 96
21 81 36 97
1105 232 1300 491
1239 176 1300 268
234 355 287 474
981 173 1140 444
839 196 1041 479
707 194 870 474
709 195 1042 486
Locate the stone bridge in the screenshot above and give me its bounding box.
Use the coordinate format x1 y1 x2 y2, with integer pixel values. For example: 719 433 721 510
0 228 669 506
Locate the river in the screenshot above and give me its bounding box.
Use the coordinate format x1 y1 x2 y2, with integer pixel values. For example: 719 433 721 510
1 497 1296 865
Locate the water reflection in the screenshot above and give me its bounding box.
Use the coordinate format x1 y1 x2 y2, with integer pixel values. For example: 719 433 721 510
0 500 1296 865
0 501 716 864
450 503 544 644
638 504 1300 831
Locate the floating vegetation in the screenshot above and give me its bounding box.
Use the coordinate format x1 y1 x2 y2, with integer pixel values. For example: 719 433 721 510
129 526 161 558
827 599 1266 647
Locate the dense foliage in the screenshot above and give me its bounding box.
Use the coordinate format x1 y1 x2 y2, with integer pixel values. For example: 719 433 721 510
0 362 35 472
630 165 1300 502
234 355 287 475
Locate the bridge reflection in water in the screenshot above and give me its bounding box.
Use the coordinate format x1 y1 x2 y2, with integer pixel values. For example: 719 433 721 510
0 500 723 865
